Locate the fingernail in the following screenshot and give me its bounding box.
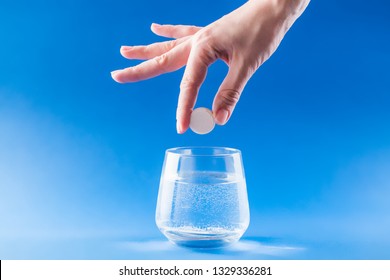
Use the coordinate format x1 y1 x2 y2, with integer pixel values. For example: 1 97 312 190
120 46 132 52
215 109 229 125
151 23 161 27
111 70 123 82
176 121 183 134
110 70 121 76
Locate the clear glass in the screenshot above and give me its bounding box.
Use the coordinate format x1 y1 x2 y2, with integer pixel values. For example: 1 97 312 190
155 147 250 248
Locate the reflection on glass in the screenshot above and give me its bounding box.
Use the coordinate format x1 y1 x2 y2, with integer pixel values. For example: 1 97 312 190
156 147 250 248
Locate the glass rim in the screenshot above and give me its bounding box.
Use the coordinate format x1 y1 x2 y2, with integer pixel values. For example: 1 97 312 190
166 146 241 157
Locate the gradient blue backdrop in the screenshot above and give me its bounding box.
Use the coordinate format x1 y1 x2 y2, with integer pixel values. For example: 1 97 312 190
1 0 390 259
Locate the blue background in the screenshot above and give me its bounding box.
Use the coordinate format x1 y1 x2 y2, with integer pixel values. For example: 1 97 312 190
1 0 390 259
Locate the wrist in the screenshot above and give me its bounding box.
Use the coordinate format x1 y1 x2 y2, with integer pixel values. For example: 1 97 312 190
244 0 309 20
277 0 311 19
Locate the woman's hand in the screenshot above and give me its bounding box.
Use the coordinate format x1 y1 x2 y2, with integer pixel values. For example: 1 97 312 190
111 0 310 133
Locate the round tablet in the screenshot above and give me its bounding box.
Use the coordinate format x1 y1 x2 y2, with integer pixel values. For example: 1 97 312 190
189 107 215 135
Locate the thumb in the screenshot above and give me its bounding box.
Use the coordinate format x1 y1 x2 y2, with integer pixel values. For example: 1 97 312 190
212 62 252 125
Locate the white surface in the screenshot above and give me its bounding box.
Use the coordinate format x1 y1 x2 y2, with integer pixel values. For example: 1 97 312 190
3 260 390 280
189 107 215 135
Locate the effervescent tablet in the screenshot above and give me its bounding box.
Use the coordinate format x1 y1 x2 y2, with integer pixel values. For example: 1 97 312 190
189 107 215 134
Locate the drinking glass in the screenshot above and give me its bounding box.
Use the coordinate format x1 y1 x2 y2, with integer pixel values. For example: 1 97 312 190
155 147 250 248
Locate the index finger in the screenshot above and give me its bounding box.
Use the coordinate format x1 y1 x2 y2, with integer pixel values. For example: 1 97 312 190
176 46 215 134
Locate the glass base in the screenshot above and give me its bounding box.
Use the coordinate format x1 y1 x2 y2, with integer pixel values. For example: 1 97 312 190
160 226 243 248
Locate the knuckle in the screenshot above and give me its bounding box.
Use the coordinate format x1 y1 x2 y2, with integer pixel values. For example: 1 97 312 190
218 89 241 108
191 30 214 50
191 25 201 30
143 44 153 54
191 29 222 63
194 28 213 42
176 105 192 114
154 53 169 69
164 40 176 52
189 26 201 34
180 76 197 91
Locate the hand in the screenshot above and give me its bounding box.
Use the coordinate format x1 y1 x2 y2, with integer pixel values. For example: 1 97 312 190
111 0 310 133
